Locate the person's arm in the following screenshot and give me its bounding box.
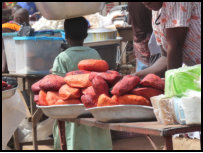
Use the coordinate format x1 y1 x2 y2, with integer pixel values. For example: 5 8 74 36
165 27 188 69
133 45 167 78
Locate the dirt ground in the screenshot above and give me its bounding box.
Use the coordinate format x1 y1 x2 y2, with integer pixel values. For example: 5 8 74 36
19 135 200 150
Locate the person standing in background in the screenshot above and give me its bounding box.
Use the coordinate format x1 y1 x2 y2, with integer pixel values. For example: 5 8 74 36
128 2 153 72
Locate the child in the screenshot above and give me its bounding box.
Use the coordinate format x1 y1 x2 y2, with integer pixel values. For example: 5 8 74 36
52 17 112 150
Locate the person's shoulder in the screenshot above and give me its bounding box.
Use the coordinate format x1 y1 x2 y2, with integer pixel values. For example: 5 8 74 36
88 47 98 52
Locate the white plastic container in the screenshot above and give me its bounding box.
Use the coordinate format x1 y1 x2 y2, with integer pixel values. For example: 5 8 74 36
13 36 64 74
35 2 105 20
2 32 18 74
85 28 117 42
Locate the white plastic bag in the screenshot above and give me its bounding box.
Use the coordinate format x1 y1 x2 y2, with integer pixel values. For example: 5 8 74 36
180 90 201 125
2 91 26 150
17 118 55 142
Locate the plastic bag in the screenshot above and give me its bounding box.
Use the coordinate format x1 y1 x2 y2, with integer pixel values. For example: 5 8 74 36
165 64 201 97
171 97 186 125
17 118 55 142
180 90 201 125
150 95 177 125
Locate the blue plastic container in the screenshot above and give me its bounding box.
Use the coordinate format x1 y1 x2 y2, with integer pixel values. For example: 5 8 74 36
13 36 64 74
2 32 18 73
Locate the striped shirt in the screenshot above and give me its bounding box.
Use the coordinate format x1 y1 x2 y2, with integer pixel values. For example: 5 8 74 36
152 2 201 66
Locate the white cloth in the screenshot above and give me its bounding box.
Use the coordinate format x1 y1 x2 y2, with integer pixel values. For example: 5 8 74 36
2 90 27 150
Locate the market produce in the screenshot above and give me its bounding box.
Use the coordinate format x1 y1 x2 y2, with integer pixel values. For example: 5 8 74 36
2 81 12 91
81 94 98 108
89 70 122 86
46 91 61 105
140 74 164 91
113 94 151 106
64 73 92 88
82 86 96 96
54 99 81 105
38 90 48 106
97 94 117 107
2 77 17 91
130 87 163 101
58 84 81 100
31 58 165 108
31 80 41 94
39 74 66 91
78 59 109 72
34 95 39 104
111 75 140 96
65 70 90 76
92 76 109 96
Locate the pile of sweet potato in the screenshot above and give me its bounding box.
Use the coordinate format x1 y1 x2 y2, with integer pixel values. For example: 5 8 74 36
31 59 164 108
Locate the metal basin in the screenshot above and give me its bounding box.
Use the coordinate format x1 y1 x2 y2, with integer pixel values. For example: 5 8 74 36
35 2 105 20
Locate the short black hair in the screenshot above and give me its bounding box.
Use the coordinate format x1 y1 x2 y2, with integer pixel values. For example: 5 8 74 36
64 17 88 41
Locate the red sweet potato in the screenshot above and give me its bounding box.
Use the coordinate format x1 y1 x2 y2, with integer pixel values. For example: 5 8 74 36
111 75 140 96
65 70 90 76
78 59 109 72
54 99 81 105
97 94 118 107
31 80 42 94
89 70 122 87
39 74 66 91
46 91 61 105
140 74 165 91
38 90 48 106
92 75 109 96
64 73 92 88
34 94 39 104
58 84 81 100
82 86 96 96
81 94 98 108
130 87 163 100
114 94 151 106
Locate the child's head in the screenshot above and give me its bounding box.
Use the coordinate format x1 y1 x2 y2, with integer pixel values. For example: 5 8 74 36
64 17 88 45
14 8 29 25
11 5 22 17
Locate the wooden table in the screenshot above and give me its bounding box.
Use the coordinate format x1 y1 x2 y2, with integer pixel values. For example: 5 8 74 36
58 118 201 150
2 73 52 150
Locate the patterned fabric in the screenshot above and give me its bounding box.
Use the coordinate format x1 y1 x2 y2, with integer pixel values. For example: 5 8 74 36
133 34 151 66
152 2 201 66
128 2 153 66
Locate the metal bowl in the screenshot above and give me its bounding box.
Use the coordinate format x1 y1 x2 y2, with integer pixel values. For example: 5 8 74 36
37 104 91 119
2 87 18 100
86 105 156 123
35 2 105 20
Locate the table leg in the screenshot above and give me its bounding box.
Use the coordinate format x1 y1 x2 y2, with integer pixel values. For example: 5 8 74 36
146 135 158 150
163 135 173 150
13 130 21 150
32 123 38 150
58 120 67 150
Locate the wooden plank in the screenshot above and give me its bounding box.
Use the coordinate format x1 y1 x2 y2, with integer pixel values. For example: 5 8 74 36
65 118 201 136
